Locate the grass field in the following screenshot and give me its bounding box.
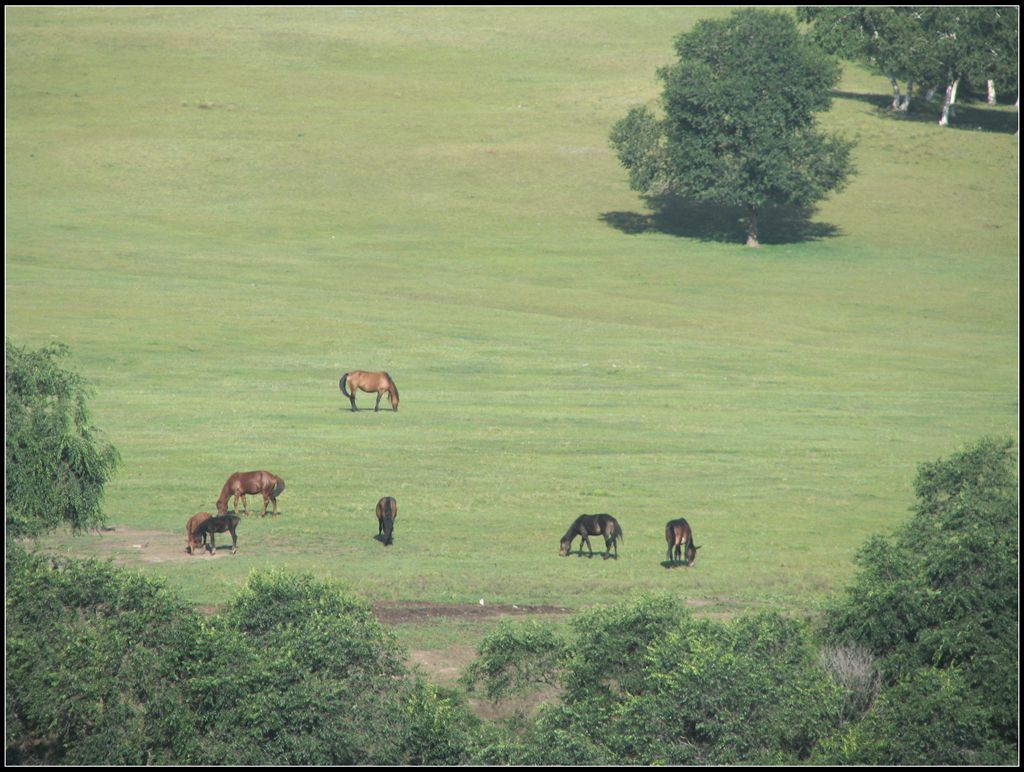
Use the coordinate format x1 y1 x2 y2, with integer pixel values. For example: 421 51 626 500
6 7 1018 654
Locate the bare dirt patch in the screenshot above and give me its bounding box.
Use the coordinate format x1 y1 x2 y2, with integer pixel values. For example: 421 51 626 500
373 600 573 625
100 525 234 563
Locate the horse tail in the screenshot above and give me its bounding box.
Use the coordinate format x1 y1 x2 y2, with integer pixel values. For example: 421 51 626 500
614 520 623 544
339 372 351 398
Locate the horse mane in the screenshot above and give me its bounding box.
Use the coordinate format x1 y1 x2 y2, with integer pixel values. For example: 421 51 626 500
216 476 234 512
384 371 398 398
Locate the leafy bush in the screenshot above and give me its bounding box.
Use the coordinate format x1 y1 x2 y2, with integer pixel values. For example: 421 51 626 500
820 667 1015 765
185 569 472 766
6 555 479 765
5 340 120 537
5 544 201 765
822 436 1019 762
468 595 844 765
460 619 567 703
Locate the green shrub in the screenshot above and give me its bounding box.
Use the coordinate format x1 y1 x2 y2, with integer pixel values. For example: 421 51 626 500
5 544 201 765
460 619 567 703
6 555 479 765
468 596 845 765
824 436 1019 749
5 340 120 538
820 667 1016 765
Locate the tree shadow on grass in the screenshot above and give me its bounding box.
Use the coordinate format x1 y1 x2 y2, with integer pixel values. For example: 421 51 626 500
832 89 1019 134
600 194 841 246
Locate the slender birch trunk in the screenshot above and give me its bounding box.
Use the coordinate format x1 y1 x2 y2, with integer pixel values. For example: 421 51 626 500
987 79 997 105
899 82 914 113
939 79 959 127
888 73 902 110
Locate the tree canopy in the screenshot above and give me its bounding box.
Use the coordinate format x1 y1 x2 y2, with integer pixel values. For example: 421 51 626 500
610 9 856 246
823 436 1019 762
5 340 121 538
799 6 1020 121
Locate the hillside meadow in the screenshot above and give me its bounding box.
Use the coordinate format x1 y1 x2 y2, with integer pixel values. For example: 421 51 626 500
6 7 1018 652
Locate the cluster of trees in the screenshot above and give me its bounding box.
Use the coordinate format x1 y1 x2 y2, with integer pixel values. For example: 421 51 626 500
609 9 857 248
798 7 1019 124
5 339 1018 764
609 8 1018 247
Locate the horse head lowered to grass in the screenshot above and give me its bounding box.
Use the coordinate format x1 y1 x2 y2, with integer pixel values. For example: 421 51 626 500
216 471 285 518
185 512 240 555
340 370 399 412
376 496 397 546
559 514 623 559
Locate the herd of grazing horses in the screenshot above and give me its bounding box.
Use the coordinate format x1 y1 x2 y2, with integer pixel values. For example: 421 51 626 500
185 370 700 565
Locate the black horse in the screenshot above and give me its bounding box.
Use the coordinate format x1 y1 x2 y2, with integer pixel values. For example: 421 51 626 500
559 514 623 559
376 496 397 546
665 517 700 565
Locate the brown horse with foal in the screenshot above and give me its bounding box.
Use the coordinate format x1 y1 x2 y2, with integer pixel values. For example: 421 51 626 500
217 470 285 518
340 370 399 412
186 512 240 555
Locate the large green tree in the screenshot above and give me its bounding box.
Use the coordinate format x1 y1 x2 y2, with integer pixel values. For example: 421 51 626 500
5 340 121 538
822 436 1019 763
610 9 855 247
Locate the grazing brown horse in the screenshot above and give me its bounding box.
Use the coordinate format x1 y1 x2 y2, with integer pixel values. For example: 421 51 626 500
186 512 240 555
559 514 623 559
665 517 700 565
376 496 397 546
340 370 399 412
216 471 285 517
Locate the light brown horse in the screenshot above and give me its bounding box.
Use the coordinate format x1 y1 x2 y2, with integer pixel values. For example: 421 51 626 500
340 370 399 412
665 517 700 565
216 471 285 517
186 512 240 555
376 496 397 545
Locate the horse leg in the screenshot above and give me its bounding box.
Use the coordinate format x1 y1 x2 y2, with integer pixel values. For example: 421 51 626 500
230 526 238 555
374 391 383 412
581 533 592 557
209 531 217 555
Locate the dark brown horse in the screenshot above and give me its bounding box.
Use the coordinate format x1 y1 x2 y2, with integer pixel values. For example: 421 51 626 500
559 514 623 559
340 370 399 412
376 496 397 546
216 471 285 517
186 512 240 555
665 517 700 565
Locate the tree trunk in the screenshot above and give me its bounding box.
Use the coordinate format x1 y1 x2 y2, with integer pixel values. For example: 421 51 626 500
744 206 760 248
899 81 914 113
939 79 959 127
987 79 997 105
888 73 901 110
